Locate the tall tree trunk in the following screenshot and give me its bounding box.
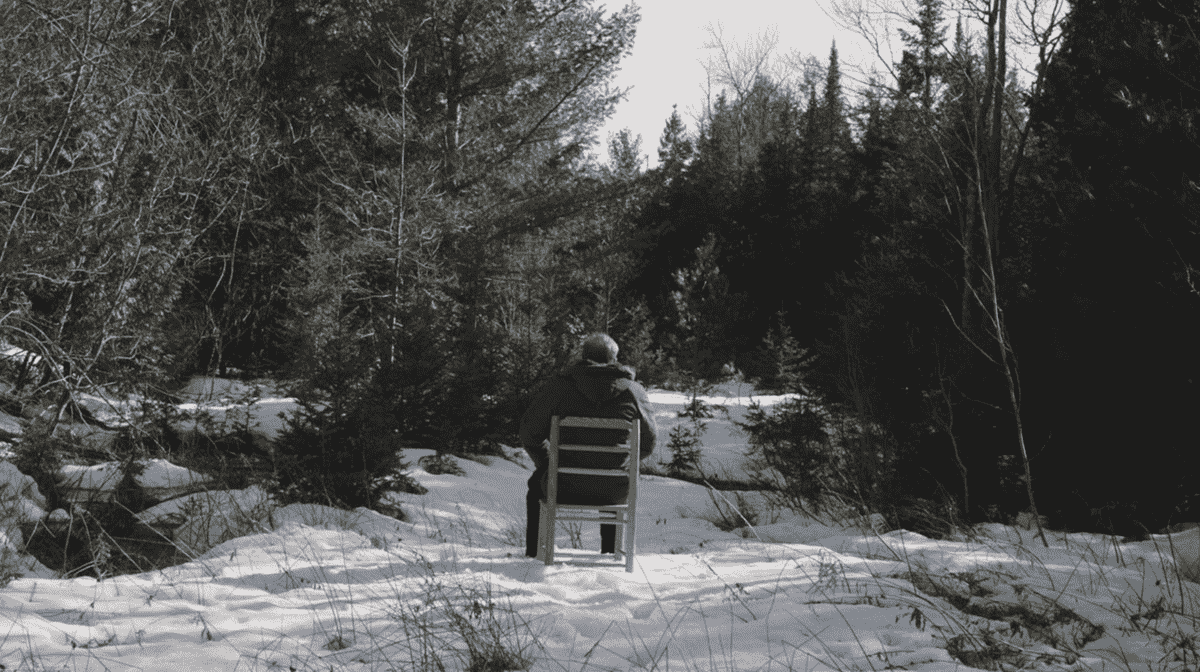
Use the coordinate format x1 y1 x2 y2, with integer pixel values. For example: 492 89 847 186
962 191 976 334
987 0 1007 263
978 0 1047 546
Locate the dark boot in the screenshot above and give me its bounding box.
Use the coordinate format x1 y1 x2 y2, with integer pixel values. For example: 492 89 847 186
526 470 544 557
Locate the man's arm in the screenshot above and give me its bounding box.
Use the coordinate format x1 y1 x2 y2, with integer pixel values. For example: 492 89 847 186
630 384 658 459
519 378 567 469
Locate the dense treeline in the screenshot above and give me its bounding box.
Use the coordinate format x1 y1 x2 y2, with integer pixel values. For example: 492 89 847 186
1 0 646 446
626 0 1199 536
1 0 1196 531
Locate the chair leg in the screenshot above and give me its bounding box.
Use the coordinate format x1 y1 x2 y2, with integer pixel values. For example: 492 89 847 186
614 521 624 559
539 501 553 563
625 513 636 574
535 501 545 562
542 502 556 566
539 502 547 562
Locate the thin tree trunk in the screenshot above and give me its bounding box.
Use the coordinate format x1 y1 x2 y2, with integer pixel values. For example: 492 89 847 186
988 0 1007 263
934 357 970 518
980 208 1047 547
962 191 976 333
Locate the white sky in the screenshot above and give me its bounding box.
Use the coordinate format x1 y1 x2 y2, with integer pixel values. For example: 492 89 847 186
597 0 881 167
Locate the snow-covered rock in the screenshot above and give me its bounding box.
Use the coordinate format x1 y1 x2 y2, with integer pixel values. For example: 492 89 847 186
0 526 54 580
0 411 23 439
136 459 213 501
46 508 71 526
58 459 211 505
0 460 46 525
58 462 123 502
0 460 55 581
75 392 135 427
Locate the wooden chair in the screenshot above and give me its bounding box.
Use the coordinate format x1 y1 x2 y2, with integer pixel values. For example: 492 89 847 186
536 416 640 572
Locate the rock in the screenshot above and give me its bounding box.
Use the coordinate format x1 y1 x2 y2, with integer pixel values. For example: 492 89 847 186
0 461 44 508
867 512 889 533
0 525 22 553
57 423 119 454
0 411 22 440
135 459 212 502
147 511 188 530
58 462 123 504
75 393 133 428
47 508 71 526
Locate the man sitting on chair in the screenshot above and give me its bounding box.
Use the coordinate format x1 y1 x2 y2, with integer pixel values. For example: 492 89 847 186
520 333 657 557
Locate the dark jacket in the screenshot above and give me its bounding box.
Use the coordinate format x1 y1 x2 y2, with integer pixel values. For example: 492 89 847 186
520 362 657 504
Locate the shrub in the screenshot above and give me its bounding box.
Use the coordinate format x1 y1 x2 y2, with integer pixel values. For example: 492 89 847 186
419 453 466 476
271 395 423 511
742 311 812 394
665 424 703 479
666 392 717 479
169 428 270 490
740 396 906 519
740 398 837 514
10 425 69 514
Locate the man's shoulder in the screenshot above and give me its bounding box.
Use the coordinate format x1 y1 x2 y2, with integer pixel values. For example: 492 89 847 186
537 373 576 395
614 376 651 400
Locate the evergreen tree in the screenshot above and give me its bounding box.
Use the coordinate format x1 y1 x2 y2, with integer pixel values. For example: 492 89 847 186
897 0 948 109
656 105 695 185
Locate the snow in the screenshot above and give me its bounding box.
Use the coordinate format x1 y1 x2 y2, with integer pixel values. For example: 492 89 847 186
645 378 802 480
0 377 1197 671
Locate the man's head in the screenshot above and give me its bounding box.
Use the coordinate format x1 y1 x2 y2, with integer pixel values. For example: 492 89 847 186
581 333 619 364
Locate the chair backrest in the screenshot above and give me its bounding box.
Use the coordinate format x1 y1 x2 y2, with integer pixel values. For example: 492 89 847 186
547 416 640 508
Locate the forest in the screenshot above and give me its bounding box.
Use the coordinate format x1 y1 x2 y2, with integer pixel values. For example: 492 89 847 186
0 0 1197 538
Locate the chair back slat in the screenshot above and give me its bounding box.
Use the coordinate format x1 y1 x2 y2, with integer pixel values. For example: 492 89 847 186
558 417 633 430
557 467 629 477
557 444 631 454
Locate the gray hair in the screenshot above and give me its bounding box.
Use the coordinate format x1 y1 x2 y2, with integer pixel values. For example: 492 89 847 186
581 333 619 364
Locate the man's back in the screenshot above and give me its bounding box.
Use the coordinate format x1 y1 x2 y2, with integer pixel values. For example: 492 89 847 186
521 360 657 505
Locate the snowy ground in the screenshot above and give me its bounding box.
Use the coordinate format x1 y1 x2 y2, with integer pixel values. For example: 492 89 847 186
1 380 1198 671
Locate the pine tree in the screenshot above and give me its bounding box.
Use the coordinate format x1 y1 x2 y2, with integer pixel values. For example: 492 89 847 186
657 105 694 182
897 0 948 109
